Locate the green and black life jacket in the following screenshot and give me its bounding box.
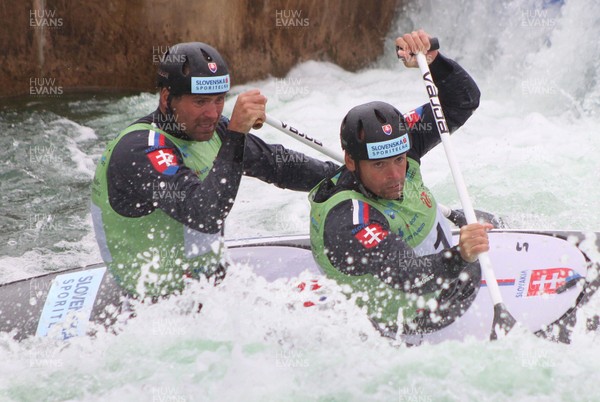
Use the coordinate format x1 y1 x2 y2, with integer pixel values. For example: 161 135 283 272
91 123 224 298
309 158 452 330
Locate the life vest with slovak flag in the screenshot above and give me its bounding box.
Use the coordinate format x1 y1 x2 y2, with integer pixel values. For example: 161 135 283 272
309 157 453 330
91 123 224 298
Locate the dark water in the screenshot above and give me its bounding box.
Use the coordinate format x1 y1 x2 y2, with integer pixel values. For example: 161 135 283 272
0 92 145 266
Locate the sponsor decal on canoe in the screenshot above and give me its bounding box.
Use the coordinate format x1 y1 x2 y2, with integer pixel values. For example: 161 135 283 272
515 268 574 298
36 267 106 339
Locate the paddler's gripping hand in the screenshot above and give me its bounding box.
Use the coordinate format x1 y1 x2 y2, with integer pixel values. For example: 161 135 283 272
396 29 439 67
457 223 494 263
228 89 267 134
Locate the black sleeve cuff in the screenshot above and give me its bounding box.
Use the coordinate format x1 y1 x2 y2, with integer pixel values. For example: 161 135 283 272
429 53 455 82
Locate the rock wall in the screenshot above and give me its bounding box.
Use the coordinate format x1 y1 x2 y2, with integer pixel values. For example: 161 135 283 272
1 0 403 97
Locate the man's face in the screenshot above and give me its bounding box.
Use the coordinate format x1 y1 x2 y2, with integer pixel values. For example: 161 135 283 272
170 93 226 141
346 153 408 200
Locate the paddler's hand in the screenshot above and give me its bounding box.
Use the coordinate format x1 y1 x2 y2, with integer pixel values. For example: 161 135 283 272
228 89 267 134
396 29 439 68
458 222 494 263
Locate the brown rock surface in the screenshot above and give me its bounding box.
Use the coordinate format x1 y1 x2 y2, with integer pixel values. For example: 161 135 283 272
1 0 403 97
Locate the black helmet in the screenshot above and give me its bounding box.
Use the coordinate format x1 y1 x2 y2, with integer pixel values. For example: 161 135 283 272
340 101 411 161
157 42 230 96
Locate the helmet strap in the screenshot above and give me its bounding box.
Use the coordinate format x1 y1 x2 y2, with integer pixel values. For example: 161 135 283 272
164 90 181 131
160 89 186 136
165 90 175 117
352 162 377 199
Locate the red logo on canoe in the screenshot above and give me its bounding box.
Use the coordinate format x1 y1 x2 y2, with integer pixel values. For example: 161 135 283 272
527 268 572 296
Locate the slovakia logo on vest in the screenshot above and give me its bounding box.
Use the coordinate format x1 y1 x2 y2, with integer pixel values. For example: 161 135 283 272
355 223 388 249
146 133 180 175
352 200 388 249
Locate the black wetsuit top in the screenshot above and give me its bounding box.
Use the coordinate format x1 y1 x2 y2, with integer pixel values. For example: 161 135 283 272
106 109 339 234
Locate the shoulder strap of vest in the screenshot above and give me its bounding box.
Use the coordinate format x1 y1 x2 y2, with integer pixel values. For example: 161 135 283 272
120 122 163 136
118 122 186 150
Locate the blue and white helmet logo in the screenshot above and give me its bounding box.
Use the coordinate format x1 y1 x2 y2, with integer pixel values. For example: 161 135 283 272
366 133 410 159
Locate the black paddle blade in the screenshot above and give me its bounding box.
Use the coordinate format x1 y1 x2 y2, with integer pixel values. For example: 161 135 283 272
490 303 517 340
447 208 507 229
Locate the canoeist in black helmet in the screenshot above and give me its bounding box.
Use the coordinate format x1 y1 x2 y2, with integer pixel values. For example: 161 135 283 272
91 42 338 299
309 30 492 337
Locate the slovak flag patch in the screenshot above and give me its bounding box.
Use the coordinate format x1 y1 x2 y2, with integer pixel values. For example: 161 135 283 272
355 223 388 249
147 149 180 175
403 106 424 129
208 62 218 73
382 124 392 135
527 268 573 296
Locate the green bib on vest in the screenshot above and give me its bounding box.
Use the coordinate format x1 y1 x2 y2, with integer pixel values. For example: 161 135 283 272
309 158 451 331
91 123 224 298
